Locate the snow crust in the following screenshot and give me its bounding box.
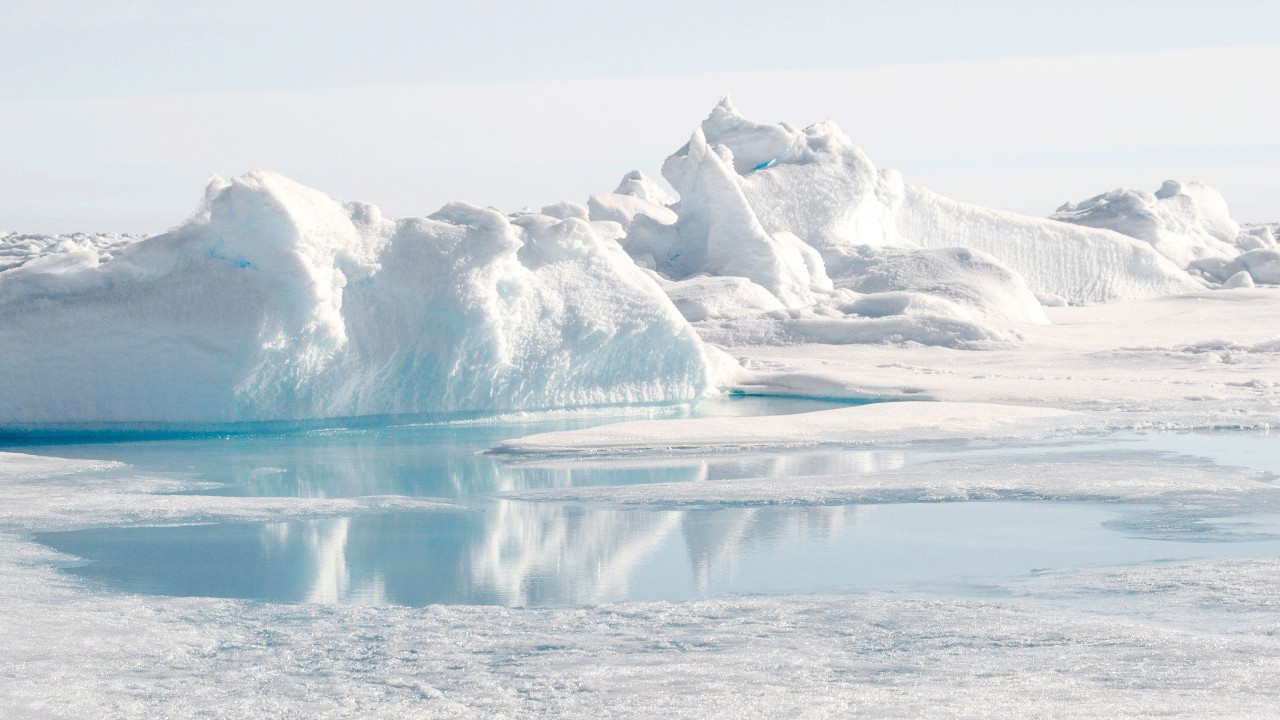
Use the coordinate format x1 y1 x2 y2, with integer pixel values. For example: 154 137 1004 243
0 172 720 424
494 401 1077 457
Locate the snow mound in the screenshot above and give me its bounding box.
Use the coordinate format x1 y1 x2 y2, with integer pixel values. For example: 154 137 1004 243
1051 180 1243 268
827 246 1048 326
0 171 720 425
610 99 1068 348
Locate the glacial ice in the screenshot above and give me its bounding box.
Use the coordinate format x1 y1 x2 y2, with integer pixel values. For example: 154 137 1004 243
0 171 719 424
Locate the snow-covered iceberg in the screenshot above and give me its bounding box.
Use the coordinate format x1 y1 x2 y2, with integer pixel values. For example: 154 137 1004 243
0 172 720 425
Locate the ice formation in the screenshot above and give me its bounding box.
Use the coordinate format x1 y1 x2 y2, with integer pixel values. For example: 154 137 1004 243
0 172 719 424
606 98 1202 309
2 99 1273 424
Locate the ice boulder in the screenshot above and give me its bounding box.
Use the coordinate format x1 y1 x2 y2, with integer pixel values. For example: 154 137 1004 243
1051 181 1242 268
0 171 720 425
1224 249 1280 285
700 96 904 255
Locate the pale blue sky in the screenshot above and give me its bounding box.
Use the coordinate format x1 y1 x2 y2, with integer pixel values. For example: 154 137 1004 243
2 1 1277 231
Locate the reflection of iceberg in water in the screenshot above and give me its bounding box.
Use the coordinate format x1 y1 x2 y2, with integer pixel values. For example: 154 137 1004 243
260 518 388 604
505 447 907 486
245 446 894 606
469 501 682 606
682 506 861 593
250 500 857 606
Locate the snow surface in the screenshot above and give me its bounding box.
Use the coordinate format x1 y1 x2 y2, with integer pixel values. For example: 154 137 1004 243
0 172 721 424
726 288 1280 432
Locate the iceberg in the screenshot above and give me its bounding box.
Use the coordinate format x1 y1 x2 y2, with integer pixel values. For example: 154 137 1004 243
0 171 720 425
621 98 1201 307
589 98 1210 349
593 98 1203 354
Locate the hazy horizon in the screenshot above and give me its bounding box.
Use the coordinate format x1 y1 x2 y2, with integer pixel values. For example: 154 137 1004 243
2 1 1277 233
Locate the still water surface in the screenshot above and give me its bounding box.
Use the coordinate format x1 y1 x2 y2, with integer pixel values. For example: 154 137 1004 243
22 397 1280 607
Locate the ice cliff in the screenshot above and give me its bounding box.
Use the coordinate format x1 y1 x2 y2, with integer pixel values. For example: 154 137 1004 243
0 172 719 424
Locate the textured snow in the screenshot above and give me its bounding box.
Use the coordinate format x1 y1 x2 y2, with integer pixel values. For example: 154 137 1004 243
0 171 720 424
0 231 141 271
898 184 1201 302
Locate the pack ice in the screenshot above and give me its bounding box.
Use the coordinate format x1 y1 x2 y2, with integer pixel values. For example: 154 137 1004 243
0 172 719 424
